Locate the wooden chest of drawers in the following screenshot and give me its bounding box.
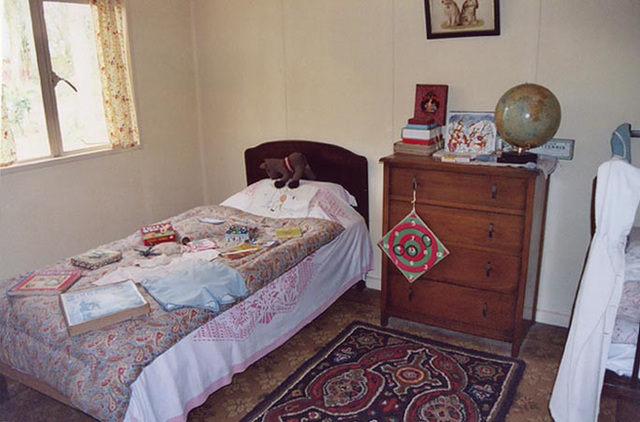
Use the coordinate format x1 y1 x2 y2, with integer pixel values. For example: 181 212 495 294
380 154 549 357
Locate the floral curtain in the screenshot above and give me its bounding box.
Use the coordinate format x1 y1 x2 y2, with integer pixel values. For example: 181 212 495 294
91 0 139 149
0 86 17 167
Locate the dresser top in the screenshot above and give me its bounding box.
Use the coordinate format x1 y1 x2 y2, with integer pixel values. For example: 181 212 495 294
380 153 543 179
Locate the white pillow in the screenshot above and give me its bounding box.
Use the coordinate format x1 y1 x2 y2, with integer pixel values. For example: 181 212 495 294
220 179 357 219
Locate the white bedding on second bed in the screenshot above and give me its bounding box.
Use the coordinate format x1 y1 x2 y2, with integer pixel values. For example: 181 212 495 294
124 180 374 422
608 227 640 377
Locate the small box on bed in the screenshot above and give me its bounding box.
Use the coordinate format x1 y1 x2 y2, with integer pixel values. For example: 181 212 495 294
71 249 122 270
60 280 150 336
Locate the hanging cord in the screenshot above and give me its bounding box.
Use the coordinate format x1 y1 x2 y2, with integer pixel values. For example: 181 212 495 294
412 177 417 212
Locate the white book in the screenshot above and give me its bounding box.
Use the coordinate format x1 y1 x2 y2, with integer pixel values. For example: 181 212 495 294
401 126 443 140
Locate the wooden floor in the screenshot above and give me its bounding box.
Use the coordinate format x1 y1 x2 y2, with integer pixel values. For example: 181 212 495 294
0 287 617 422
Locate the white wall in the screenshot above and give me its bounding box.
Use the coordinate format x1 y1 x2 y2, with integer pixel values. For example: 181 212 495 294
0 0 203 280
2 0 639 328
193 0 640 327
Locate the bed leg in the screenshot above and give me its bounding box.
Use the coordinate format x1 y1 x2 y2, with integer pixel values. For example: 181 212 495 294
0 374 8 404
354 280 366 291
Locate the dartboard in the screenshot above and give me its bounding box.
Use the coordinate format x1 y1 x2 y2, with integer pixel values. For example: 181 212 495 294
378 210 449 283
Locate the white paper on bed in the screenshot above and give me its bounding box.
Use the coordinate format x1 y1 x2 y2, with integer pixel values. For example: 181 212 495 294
550 157 640 422
123 180 373 422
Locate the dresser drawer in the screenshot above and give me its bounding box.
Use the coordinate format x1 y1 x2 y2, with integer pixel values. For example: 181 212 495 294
422 245 521 292
388 166 528 211
386 274 516 333
389 201 525 254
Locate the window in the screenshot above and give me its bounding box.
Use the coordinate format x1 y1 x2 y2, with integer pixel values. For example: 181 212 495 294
1 0 138 167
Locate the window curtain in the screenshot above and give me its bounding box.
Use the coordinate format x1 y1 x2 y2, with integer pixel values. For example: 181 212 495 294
91 0 139 149
0 86 17 167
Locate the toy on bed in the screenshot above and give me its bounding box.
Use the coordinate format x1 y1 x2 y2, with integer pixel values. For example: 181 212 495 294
259 152 315 189
225 225 258 244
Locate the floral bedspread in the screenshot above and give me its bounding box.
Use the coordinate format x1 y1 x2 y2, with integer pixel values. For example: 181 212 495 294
0 205 343 422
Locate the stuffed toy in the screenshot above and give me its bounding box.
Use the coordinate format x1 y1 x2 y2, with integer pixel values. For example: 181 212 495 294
259 152 315 189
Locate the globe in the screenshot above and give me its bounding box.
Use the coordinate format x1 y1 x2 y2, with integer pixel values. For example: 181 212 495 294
494 83 561 162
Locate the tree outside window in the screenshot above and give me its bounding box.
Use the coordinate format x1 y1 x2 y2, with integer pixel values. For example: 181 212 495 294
1 0 138 167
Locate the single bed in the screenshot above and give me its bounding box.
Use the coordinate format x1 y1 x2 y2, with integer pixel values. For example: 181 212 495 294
0 140 374 422
550 124 640 422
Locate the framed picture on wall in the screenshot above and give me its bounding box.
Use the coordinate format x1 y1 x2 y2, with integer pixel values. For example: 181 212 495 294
424 0 500 39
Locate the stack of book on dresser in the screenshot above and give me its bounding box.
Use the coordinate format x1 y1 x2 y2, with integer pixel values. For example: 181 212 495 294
394 83 448 157
394 121 445 156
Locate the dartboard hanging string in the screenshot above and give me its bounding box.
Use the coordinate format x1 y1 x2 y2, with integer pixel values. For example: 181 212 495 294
412 177 418 211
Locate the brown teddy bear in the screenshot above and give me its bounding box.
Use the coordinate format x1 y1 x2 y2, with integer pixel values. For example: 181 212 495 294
259 152 315 189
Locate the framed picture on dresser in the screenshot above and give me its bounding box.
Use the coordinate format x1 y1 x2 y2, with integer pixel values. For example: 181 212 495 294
444 111 497 155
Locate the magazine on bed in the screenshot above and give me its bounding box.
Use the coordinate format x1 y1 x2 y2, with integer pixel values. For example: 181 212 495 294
60 280 150 336
7 269 82 296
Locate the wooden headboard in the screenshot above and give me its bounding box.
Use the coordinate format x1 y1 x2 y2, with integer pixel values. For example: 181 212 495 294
244 140 369 227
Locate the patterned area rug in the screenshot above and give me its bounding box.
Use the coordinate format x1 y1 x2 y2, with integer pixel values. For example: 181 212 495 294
242 322 524 422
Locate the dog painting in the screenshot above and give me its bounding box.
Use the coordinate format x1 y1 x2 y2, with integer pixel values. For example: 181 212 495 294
425 0 499 39
440 0 479 28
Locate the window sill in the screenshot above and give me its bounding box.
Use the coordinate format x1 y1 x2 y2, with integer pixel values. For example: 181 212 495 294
0 145 143 175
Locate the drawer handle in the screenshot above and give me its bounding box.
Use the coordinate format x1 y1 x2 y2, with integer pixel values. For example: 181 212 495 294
485 262 492 277
482 302 488 318
488 223 494 239
408 286 414 302
491 184 498 199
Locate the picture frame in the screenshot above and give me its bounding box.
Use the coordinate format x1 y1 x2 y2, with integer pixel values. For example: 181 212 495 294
411 84 449 126
424 0 500 39
444 111 498 155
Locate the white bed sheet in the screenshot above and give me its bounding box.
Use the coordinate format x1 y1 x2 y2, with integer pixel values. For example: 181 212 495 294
124 182 373 422
607 227 640 377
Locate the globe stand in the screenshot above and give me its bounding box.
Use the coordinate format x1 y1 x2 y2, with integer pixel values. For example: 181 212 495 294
498 150 538 164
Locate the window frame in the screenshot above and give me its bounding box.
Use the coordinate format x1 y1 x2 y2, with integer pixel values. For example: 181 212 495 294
3 0 141 170
30 0 114 161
